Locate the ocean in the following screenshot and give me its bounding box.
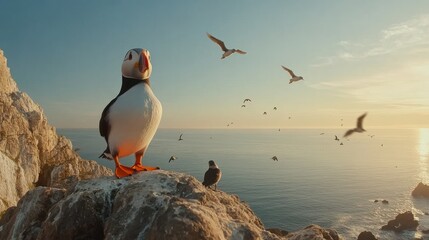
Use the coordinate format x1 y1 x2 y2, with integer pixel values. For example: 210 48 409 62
58 128 429 240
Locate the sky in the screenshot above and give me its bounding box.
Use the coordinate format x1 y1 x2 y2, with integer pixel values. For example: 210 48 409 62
1 1 429 129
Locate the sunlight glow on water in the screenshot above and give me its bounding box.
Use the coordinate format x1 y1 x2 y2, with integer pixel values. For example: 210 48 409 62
418 128 429 183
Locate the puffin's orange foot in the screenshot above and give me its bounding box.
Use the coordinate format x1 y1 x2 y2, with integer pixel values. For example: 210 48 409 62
131 163 160 172
115 165 134 178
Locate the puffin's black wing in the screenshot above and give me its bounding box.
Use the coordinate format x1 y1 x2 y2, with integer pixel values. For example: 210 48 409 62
203 168 221 186
99 97 118 142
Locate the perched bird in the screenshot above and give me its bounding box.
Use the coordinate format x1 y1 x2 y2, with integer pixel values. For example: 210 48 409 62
241 105 246 108
169 156 177 163
273 107 277 110
271 156 278 161
203 160 222 191
334 135 339 141
282 66 304 84
207 33 247 59
343 113 367 138
263 112 267 115
178 134 184 141
99 48 162 178
243 99 252 103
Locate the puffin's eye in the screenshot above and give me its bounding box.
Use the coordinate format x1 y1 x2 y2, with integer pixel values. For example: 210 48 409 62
128 53 132 60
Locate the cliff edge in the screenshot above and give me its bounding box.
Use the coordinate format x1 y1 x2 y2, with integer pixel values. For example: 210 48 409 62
0 49 112 212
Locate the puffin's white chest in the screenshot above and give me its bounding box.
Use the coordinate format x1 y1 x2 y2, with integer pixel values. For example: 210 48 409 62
108 83 162 157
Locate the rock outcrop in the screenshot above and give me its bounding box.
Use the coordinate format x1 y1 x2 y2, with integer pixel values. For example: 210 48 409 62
0 49 112 213
381 211 418 232
412 182 429 198
357 231 377 240
0 171 342 240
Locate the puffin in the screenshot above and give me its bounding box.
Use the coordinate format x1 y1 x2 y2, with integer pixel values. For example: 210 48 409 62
99 48 162 178
203 160 222 191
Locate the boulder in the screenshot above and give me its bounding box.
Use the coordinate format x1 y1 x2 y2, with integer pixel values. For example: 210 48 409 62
0 49 112 213
412 182 429 198
285 224 340 240
381 211 418 232
0 171 280 240
357 231 377 240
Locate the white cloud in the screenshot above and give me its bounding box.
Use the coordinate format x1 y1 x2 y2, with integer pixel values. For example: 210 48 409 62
312 15 429 67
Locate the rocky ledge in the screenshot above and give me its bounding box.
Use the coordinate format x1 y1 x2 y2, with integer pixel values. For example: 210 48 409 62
412 182 429 198
0 49 112 212
0 170 341 240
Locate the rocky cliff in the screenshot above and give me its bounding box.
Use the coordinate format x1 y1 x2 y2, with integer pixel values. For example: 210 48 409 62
0 49 112 212
0 170 340 240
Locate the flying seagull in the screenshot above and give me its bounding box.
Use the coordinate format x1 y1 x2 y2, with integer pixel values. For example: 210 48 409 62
263 112 267 115
207 33 247 59
203 160 222 191
169 156 177 163
241 105 246 108
320 133 325 135
271 156 278 161
243 99 252 103
282 66 304 84
343 113 367 138
178 134 184 141
273 107 277 110
334 135 339 141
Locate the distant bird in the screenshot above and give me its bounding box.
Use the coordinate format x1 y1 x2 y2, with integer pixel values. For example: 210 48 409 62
207 33 247 59
341 124 343 127
231 122 234 125
243 99 252 103
227 124 230 127
334 135 339 141
241 105 246 108
381 144 384 147
278 128 281 132
369 135 375 138
340 142 344 145
320 133 325 135
288 116 291 120
273 107 277 110
169 156 177 163
263 112 267 115
343 113 367 138
271 156 278 161
282 66 304 84
99 48 162 178
203 160 222 191
178 134 184 141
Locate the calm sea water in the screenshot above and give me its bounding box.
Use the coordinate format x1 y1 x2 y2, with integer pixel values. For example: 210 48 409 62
58 128 429 239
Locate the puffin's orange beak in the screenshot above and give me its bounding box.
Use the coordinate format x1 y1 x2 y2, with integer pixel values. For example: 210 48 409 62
138 52 149 73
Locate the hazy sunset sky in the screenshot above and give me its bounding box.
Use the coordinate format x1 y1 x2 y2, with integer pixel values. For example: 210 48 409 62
1 1 428 129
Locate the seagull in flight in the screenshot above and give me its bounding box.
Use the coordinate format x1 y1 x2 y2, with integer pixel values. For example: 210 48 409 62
263 112 267 115
282 66 304 84
334 135 340 141
241 105 246 108
273 107 277 110
343 113 367 138
178 134 184 141
207 33 247 59
271 156 278 161
243 99 252 103
169 156 177 163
